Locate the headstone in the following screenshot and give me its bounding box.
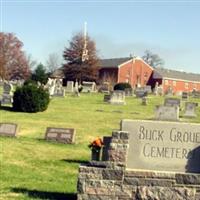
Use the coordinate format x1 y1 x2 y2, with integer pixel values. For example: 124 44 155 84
66 81 74 93
1 82 14 105
0 123 17 137
82 81 96 93
104 94 111 102
75 81 79 91
165 86 173 96
183 102 198 118
46 78 56 96
124 88 133 96
157 86 163 96
182 92 188 101
135 87 147 98
53 79 65 97
141 96 147 105
155 105 179 121
99 82 110 94
144 85 152 94
121 119 200 173
109 90 126 105
164 97 181 108
45 127 75 144
154 82 159 95
192 90 200 98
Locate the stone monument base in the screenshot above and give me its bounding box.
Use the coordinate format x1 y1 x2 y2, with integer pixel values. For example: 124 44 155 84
78 162 200 200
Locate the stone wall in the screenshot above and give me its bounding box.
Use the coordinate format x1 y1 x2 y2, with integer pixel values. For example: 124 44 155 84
77 131 200 200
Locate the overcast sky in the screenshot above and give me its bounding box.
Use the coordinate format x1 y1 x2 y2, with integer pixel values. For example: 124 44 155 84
1 0 200 73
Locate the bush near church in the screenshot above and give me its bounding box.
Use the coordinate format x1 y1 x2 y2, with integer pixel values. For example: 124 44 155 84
13 83 50 113
114 82 132 91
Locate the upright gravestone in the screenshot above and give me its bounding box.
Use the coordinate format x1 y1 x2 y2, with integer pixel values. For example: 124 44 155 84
1 82 14 105
183 102 198 118
124 88 133 96
144 85 152 94
104 94 111 102
141 96 147 105
99 82 110 94
135 87 147 98
182 92 188 101
46 78 56 96
45 127 75 144
66 81 74 93
155 105 179 121
82 81 96 93
109 90 126 105
193 90 200 98
165 86 173 96
0 123 18 137
53 79 65 97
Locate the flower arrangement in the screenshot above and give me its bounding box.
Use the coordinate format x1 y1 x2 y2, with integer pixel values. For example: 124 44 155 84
88 137 104 152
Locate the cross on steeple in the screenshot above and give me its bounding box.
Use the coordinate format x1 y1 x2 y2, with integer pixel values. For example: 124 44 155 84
82 22 89 62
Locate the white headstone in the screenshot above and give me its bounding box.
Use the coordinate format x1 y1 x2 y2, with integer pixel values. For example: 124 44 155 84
109 90 126 105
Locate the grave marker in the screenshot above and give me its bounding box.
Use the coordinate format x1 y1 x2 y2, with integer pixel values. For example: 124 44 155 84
0 123 18 137
82 81 96 93
135 87 147 98
1 82 14 105
66 81 74 93
45 127 75 144
182 92 188 100
164 97 181 108
183 102 198 118
109 90 126 105
103 94 111 102
155 105 179 121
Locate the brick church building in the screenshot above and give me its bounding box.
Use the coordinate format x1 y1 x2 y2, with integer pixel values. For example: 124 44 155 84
98 57 200 93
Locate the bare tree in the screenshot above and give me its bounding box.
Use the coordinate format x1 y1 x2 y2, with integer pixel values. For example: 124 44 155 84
142 50 164 68
46 53 61 73
26 54 37 70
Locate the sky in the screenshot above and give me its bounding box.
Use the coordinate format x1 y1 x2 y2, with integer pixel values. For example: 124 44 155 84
1 0 200 73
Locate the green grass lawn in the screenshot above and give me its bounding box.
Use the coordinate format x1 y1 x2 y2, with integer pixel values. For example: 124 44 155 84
0 93 200 200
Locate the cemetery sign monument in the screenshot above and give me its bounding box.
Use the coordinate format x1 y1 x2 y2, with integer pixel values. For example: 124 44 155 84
77 119 200 199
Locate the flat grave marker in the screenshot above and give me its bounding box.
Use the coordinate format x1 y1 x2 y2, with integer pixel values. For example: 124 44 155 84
0 123 18 137
45 127 75 144
121 119 200 173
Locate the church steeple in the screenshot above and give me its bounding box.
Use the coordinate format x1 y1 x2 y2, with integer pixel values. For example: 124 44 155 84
82 22 89 62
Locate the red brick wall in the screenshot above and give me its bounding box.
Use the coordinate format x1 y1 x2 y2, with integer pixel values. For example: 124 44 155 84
118 58 153 88
162 78 200 93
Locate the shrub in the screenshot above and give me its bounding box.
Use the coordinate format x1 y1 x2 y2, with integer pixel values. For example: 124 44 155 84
13 84 50 113
114 82 132 91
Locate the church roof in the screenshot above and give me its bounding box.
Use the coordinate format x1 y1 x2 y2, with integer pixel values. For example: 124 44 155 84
153 68 200 82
